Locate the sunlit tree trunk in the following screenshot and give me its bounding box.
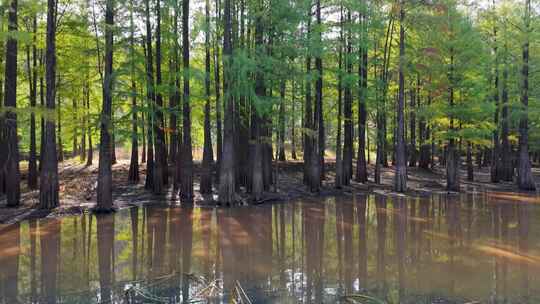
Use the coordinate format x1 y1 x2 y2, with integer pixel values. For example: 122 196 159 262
96 0 115 211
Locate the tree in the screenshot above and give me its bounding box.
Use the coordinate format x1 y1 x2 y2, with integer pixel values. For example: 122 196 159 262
356 0 368 183
342 9 353 186
128 0 139 183
39 0 59 209
27 13 38 189
153 0 166 194
394 0 407 193
218 0 236 204
200 0 214 194
517 0 535 190
180 0 194 202
3 0 21 206
96 0 115 211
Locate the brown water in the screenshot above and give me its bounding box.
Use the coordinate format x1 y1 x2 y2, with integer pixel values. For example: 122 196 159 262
1 192 540 303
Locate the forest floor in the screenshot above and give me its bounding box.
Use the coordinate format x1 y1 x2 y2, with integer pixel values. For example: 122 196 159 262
1 150 539 224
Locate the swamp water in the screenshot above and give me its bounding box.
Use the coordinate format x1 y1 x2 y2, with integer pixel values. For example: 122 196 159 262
1 191 539 303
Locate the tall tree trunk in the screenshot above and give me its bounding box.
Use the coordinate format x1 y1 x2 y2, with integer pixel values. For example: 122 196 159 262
180 0 194 202
314 0 323 186
153 0 166 194
394 2 407 192
0 6 5 194
490 0 500 183
3 0 21 206
201 0 214 194
335 6 344 189
218 0 236 204
446 51 460 192
278 80 286 161
27 14 38 189
356 6 368 183
128 0 139 183
291 78 297 160
342 10 353 186
214 0 223 177
499 39 512 182
57 95 64 162
86 87 93 166
517 0 535 190
251 3 265 201
409 78 418 167
39 0 59 209
144 0 155 191
169 0 180 165
96 0 115 211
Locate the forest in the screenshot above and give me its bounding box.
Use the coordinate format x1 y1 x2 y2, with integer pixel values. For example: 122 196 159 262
0 0 539 210
1 0 540 303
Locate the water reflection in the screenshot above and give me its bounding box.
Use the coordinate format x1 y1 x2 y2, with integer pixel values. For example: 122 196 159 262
0 192 539 303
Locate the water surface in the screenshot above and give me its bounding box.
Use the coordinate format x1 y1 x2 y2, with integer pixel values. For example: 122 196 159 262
1 191 539 303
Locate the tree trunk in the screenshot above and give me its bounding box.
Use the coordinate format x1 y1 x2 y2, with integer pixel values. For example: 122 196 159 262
86 88 93 166
251 4 265 201
0 6 5 195
446 52 460 192
96 0 115 211
356 7 368 183
291 78 297 160
278 80 286 162
303 11 313 186
180 0 194 202
409 79 418 167
342 9 353 186
490 0 500 183
394 3 407 192
218 0 236 204
128 0 139 183
335 6 344 189
169 0 180 165
315 0 324 182
517 0 535 190
39 0 59 209
27 14 38 189
309 0 321 192
153 0 166 194
201 0 214 194
214 0 223 177
144 0 155 191
3 0 21 206
499 41 512 182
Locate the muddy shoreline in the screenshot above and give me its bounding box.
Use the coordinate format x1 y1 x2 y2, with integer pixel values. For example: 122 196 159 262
1 156 538 225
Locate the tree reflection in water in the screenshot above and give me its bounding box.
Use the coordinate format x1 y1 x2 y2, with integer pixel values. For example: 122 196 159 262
0 192 538 303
